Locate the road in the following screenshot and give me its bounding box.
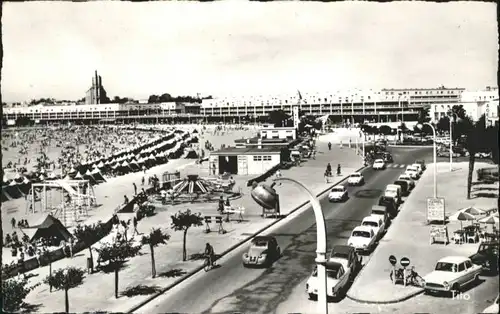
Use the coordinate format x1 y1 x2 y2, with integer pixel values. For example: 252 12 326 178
136 147 495 314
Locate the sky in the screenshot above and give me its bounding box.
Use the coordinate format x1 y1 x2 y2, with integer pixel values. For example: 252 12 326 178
1 1 498 102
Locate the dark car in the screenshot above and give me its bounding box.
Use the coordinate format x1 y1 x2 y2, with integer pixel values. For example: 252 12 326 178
383 152 394 163
242 236 281 267
393 180 409 196
470 241 499 274
329 245 362 277
477 167 499 184
378 196 398 218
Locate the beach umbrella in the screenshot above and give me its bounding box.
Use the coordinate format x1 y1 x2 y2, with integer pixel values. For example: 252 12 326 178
49 172 57 179
92 163 98 168
478 215 500 225
39 174 46 181
85 169 92 176
458 206 486 216
64 174 72 181
98 161 105 168
23 177 30 185
449 211 477 230
14 173 22 180
40 168 46 174
75 172 84 179
69 167 77 174
9 180 18 186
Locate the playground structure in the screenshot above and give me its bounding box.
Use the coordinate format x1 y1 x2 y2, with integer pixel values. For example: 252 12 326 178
27 180 97 227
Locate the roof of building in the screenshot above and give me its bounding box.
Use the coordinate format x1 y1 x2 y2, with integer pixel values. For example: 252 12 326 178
211 146 281 155
234 137 290 144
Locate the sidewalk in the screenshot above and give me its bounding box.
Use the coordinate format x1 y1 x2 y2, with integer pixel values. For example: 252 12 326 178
21 140 363 313
346 161 498 304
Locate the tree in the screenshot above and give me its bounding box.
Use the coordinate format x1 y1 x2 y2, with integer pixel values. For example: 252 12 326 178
40 248 54 292
73 223 108 273
436 116 450 134
417 105 431 123
95 240 142 298
451 105 467 119
170 209 204 261
268 110 291 127
44 267 85 313
452 116 473 146
2 276 40 313
465 115 487 199
141 228 170 278
379 125 392 135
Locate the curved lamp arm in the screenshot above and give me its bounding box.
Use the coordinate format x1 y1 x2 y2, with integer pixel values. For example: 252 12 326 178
272 177 327 259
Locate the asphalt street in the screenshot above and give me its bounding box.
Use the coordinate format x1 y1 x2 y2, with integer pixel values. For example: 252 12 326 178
135 147 494 314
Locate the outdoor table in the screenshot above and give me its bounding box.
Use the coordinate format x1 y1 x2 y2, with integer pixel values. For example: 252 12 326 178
484 233 499 242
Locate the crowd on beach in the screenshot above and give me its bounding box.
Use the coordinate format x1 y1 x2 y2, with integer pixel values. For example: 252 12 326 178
1 126 162 175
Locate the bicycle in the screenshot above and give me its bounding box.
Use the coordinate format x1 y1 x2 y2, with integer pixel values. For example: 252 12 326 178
203 254 217 272
390 266 424 287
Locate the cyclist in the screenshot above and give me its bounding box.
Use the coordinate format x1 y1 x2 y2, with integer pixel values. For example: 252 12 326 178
205 242 215 267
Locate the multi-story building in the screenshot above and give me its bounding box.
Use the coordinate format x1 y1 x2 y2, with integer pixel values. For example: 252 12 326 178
429 87 498 123
85 70 108 104
3 86 496 126
200 89 420 124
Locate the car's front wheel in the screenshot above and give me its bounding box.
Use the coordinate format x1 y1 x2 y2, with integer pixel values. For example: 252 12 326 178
308 293 317 300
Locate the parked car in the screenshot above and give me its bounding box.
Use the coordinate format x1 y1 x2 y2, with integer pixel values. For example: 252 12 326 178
393 180 409 196
372 159 386 170
328 245 362 278
385 184 402 205
405 167 420 180
477 167 499 184
347 172 365 186
470 241 499 274
378 196 398 218
475 152 492 159
438 149 460 158
398 174 415 190
482 294 499 313
371 205 390 226
328 185 348 202
306 261 351 300
242 236 281 267
361 215 385 240
411 163 423 175
423 256 483 296
348 226 377 253
415 160 427 171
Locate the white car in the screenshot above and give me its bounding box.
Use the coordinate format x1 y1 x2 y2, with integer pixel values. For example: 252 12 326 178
482 294 499 313
398 174 415 190
306 261 351 300
405 168 420 180
328 185 348 202
372 159 386 170
411 163 423 175
347 172 364 186
361 215 385 239
423 256 483 296
347 226 377 253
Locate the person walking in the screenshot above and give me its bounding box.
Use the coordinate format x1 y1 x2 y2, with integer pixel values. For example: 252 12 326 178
328 142 332 151
132 216 139 235
11 217 16 229
141 176 145 186
133 182 137 195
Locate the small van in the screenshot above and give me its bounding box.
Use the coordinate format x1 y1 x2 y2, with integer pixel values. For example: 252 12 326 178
385 184 402 204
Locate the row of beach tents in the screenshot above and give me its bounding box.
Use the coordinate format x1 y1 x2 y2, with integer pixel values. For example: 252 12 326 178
1 129 199 203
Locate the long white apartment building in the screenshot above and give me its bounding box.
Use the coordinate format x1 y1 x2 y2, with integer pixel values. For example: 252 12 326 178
3 86 496 126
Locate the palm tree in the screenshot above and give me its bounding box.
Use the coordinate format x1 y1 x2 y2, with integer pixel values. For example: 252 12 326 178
465 115 487 199
141 228 170 278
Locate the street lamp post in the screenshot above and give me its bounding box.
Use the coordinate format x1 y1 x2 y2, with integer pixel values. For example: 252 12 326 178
418 122 437 197
251 180 328 314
